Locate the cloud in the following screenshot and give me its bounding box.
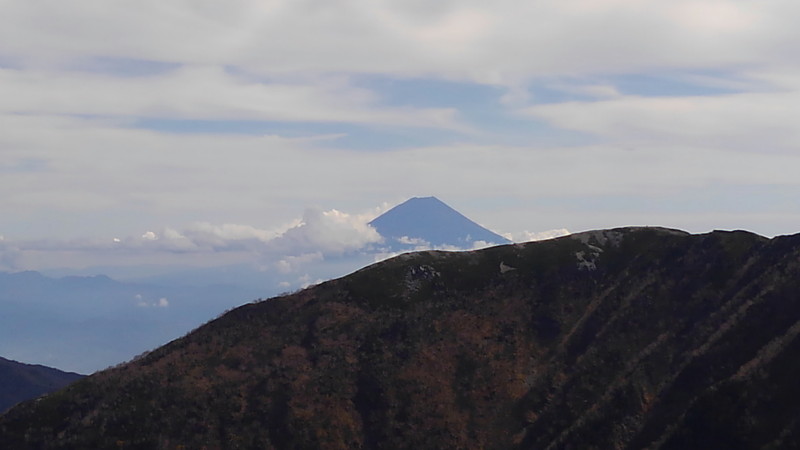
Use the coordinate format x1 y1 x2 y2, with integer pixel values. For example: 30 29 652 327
396 236 429 246
0 203 388 274
116 207 382 260
520 84 800 153
469 240 494 250
187 222 286 243
266 208 383 257
502 229 572 243
170 222 295 252
275 253 324 274
376 234 503 259
135 296 169 308
4 1 799 80
0 67 468 131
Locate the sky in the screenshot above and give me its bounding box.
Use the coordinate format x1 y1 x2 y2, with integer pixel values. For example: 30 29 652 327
2 0 800 276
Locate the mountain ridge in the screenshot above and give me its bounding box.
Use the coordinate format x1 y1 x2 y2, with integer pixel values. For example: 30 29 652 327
2 226 800 448
0 357 84 413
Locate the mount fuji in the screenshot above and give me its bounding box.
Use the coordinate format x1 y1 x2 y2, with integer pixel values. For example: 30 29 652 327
369 196 510 252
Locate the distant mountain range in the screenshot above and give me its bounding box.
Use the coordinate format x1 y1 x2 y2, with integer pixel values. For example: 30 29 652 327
0 357 83 413
3 227 800 448
369 196 509 251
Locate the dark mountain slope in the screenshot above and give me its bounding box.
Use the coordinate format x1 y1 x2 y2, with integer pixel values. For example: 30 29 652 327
2 227 800 449
0 358 84 413
369 196 509 250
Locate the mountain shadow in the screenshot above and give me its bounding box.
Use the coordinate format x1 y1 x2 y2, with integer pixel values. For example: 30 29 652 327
2 227 800 449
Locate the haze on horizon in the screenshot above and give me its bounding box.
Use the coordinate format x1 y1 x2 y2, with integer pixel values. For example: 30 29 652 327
2 0 800 275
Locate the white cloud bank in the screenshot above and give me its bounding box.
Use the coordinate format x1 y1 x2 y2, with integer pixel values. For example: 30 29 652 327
0 206 384 271
0 200 568 283
268 208 383 256
119 207 383 258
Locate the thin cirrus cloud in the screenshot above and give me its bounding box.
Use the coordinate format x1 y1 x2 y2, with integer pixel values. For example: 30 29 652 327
0 67 467 131
520 85 800 153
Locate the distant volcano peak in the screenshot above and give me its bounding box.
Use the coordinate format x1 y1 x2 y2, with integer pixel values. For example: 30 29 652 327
369 197 509 251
